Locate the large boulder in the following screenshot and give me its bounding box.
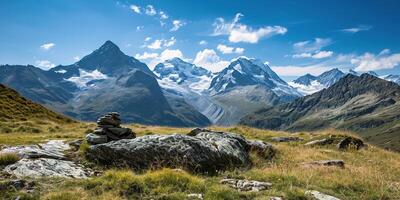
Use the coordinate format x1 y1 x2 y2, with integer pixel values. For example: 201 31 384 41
0 140 70 160
86 130 257 174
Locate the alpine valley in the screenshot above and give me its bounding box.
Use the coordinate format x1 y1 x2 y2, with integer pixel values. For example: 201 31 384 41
1 41 400 150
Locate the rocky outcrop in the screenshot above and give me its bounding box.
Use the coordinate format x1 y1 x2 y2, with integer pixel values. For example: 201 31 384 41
2 140 90 179
0 140 70 160
86 129 275 173
248 140 276 160
303 160 345 168
4 158 89 178
305 190 341 200
337 137 365 150
270 136 303 142
305 138 334 147
86 112 135 144
220 178 272 191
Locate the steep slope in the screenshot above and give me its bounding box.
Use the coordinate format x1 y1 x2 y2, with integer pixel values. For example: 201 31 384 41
0 84 72 123
0 65 77 104
241 74 400 150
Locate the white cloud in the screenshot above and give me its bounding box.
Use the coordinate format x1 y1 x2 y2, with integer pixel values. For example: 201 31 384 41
352 50 400 72
135 52 159 60
40 43 55 50
293 38 331 53
147 40 162 49
199 40 207 45
145 5 156 16
379 49 390 55
144 37 151 42
35 60 56 70
271 65 332 76
293 51 333 59
159 11 168 19
130 5 141 14
193 49 230 72
212 13 287 43
136 26 144 31
235 47 245 54
216 44 244 54
341 25 372 33
146 37 176 49
137 49 186 69
170 20 185 31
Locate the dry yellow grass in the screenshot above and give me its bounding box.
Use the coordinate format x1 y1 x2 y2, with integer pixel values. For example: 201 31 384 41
1 124 399 199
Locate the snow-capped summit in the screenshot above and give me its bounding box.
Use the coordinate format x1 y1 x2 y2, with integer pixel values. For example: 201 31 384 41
383 74 400 85
349 69 378 77
154 57 213 93
209 57 300 97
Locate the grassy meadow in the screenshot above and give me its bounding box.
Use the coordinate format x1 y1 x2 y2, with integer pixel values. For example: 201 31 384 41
0 121 400 200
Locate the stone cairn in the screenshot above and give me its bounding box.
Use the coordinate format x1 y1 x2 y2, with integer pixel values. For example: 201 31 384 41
86 112 135 145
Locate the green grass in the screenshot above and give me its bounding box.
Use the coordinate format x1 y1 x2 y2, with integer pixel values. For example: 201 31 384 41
1 124 400 200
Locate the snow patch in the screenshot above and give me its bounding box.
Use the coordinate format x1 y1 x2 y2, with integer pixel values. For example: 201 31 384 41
55 69 67 74
66 69 108 88
288 80 326 95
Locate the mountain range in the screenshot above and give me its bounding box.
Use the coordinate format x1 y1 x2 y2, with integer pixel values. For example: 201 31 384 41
241 74 400 150
1 40 400 149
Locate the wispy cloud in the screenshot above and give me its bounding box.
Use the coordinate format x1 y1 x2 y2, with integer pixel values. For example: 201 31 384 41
212 13 287 43
352 49 400 71
35 60 55 70
40 43 55 50
199 40 207 45
217 44 244 54
292 51 333 59
293 38 332 53
170 20 185 31
130 5 141 14
341 25 372 33
146 37 176 49
145 5 156 16
136 49 187 69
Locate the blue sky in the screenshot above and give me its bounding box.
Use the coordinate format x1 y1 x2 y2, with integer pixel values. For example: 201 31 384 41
1 0 400 80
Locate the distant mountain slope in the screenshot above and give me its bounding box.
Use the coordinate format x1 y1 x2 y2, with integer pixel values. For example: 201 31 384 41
383 74 400 85
0 84 72 123
1 41 210 127
241 74 400 150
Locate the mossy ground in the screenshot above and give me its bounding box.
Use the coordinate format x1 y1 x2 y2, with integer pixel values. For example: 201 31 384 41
0 124 399 200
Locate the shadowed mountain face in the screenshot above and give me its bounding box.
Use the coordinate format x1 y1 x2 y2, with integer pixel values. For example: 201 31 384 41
241 74 400 150
0 41 211 127
0 84 72 123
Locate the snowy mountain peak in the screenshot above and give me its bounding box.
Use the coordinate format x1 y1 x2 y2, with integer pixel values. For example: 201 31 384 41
154 58 213 93
383 74 400 85
209 57 300 97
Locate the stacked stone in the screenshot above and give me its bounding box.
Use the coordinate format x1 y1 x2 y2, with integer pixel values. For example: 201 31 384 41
86 112 135 145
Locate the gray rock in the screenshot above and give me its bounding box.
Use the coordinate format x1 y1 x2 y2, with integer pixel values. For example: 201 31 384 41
303 160 345 168
107 127 131 136
187 193 204 199
248 140 276 160
0 140 70 160
337 137 364 150
68 139 83 150
4 158 89 178
305 138 334 146
270 136 303 142
86 133 108 145
269 197 284 200
86 130 252 174
220 178 272 191
305 190 341 200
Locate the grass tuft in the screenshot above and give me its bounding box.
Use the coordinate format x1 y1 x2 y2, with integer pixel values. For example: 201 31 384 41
0 153 20 166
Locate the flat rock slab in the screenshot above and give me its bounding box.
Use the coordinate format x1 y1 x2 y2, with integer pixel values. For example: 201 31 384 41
4 158 89 179
305 138 334 146
270 136 304 142
303 160 345 168
86 130 254 173
0 140 70 160
305 190 341 200
220 178 272 191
